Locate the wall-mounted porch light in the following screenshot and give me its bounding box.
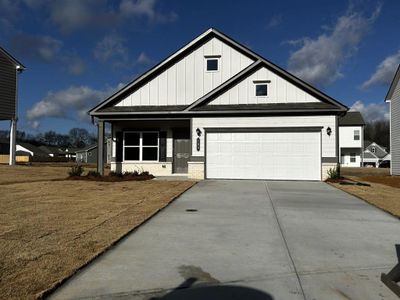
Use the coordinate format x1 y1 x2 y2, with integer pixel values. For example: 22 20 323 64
196 128 201 151
326 127 332 136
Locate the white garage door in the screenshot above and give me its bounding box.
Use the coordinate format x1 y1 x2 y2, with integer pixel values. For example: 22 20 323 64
206 131 321 180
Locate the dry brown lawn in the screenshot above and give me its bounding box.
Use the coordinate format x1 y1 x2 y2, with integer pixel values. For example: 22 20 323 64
0 165 195 300
329 175 400 219
340 167 390 177
0 164 102 185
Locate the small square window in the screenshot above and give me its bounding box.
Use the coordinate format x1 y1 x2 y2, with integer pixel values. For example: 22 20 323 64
255 84 268 97
206 58 218 71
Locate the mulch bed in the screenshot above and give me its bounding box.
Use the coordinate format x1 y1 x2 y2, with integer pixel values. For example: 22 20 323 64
68 174 155 182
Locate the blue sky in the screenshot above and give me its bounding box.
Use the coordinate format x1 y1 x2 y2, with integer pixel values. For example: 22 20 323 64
0 0 399 134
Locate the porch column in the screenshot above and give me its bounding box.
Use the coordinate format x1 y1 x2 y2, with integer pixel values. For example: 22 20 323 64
9 118 16 165
97 120 105 175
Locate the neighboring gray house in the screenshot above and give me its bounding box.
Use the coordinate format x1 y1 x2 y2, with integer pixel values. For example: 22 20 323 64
385 64 400 175
88 28 348 180
76 142 108 164
0 47 25 165
363 141 389 168
338 111 365 167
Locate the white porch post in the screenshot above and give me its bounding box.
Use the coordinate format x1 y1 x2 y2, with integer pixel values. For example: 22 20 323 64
9 118 16 165
97 120 105 175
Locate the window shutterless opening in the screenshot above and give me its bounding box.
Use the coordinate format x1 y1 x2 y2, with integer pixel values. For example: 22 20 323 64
205 55 220 72
255 83 268 96
350 153 356 163
354 129 360 141
123 131 159 162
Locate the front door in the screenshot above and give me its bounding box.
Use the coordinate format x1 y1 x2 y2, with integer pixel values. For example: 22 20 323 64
173 129 190 173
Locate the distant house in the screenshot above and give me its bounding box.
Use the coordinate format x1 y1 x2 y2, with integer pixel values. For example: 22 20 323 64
16 142 49 157
338 111 365 167
76 142 108 164
39 145 78 159
0 139 48 157
363 141 389 168
385 64 400 175
39 145 66 157
0 47 25 165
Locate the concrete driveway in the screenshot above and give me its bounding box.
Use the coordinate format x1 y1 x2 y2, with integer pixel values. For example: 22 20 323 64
50 181 400 300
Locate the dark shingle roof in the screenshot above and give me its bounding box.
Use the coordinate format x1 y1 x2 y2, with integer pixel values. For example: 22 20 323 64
18 142 49 156
339 111 366 126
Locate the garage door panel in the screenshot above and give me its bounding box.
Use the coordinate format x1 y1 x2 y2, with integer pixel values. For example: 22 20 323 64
206 131 321 180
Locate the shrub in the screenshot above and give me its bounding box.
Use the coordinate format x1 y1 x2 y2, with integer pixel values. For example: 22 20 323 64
327 166 341 179
87 171 101 177
140 170 150 176
69 165 84 177
109 171 123 177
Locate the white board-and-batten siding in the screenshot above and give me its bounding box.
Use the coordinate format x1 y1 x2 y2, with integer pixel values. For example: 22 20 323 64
390 80 400 175
191 115 337 158
115 37 254 107
209 66 320 105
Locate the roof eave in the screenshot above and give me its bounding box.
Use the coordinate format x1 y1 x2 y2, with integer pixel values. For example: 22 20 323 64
385 64 400 101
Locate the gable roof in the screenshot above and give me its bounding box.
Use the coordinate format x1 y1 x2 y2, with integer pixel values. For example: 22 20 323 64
385 64 400 101
90 28 348 116
363 149 379 159
0 47 26 70
365 142 388 159
338 111 366 126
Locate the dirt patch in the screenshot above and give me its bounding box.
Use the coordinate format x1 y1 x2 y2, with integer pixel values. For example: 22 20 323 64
0 169 195 300
329 180 400 219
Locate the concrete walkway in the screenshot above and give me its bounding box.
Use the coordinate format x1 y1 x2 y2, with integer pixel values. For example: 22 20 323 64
50 181 400 300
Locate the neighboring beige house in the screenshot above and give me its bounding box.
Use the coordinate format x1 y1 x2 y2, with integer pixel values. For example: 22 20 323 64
89 28 348 180
385 64 400 175
338 111 365 167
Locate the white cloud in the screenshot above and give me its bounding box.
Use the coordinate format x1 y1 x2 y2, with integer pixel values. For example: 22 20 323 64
10 34 63 63
287 5 381 87
26 83 124 128
266 14 282 29
64 54 86 75
137 52 151 64
361 50 400 89
350 100 389 123
93 34 129 68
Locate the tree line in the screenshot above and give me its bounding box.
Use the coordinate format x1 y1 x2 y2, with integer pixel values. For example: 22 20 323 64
364 120 390 151
0 128 97 149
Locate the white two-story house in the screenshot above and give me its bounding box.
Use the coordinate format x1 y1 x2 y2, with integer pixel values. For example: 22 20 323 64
339 111 365 167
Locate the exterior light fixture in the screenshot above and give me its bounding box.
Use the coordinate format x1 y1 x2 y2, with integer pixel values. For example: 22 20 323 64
326 127 332 136
196 128 202 137
196 128 201 151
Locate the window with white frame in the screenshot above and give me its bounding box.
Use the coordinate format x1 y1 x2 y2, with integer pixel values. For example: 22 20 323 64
354 129 360 141
371 147 376 153
205 56 220 72
350 153 356 163
123 131 159 161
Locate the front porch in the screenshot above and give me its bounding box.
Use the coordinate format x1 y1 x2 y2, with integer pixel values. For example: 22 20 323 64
96 119 204 180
